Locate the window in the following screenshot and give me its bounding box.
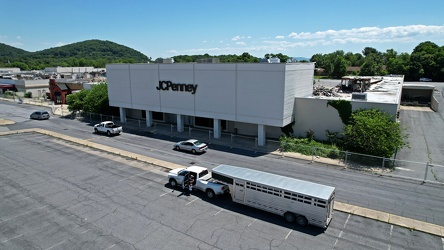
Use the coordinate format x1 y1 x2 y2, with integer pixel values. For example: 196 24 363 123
212 172 233 184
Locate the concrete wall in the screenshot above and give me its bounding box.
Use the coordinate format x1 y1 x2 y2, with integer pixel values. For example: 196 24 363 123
107 63 315 128
293 97 399 141
14 79 50 98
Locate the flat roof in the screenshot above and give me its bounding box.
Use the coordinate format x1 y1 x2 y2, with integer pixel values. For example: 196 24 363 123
212 164 335 200
314 76 404 104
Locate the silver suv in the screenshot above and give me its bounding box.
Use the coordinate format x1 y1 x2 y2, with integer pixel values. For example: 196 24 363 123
30 110 50 120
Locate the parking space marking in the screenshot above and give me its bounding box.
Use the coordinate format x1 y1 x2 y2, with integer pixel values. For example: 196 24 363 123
105 244 116 250
159 192 169 197
388 225 393 250
118 170 150 182
45 229 91 250
185 198 199 205
214 208 224 216
396 167 414 172
284 229 293 240
333 214 350 249
247 219 256 227
1 234 23 244
442 238 444 250
0 205 49 224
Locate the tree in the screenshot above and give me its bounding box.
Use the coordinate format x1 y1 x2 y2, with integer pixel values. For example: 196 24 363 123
360 53 383 76
386 52 410 75
331 56 347 78
66 89 87 112
343 108 408 157
408 41 443 81
66 82 117 115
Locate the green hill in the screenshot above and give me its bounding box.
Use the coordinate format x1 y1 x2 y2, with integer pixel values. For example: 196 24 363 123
0 39 149 70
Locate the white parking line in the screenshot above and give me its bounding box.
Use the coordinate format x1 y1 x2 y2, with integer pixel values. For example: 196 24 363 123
1 234 23 244
247 219 256 227
395 167 414 172
186 198 199 205
332 214 350 249
105 244 116 250
118 170 150 182
0 205 49 224
45 229 91 250
159 192 168 197
284 229 293 240
214 208 224 215
387 225 393 250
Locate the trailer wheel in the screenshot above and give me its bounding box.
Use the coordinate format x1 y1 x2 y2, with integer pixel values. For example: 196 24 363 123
284 212 296 223
169 178 178 188
296 216 308 226
206 189 215 199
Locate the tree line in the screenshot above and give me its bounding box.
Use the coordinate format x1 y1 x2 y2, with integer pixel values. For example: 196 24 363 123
1 39 442 81
0 40 149 70
171 41 444 82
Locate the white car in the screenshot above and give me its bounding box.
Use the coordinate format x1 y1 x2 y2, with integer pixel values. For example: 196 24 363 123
167 166 228 198
174 139 208 154
419 77 432 82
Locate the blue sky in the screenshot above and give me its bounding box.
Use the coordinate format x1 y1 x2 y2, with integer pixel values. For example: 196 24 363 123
2 0 444 60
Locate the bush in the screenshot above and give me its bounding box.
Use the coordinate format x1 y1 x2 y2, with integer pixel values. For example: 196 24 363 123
280 136 341 157
24 92 32 98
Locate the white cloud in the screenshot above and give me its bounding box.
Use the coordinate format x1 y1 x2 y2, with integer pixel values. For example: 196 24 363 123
166 24 444 58
231 35 251 41
287 25 444 41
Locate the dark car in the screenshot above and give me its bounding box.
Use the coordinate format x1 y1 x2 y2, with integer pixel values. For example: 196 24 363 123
30 110 50 120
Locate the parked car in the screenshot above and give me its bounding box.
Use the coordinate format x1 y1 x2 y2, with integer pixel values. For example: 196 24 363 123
419 77 432 82
174 139 208 154
30 110 50 120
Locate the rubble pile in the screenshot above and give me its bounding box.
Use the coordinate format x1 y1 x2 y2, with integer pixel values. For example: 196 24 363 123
313 85 340 97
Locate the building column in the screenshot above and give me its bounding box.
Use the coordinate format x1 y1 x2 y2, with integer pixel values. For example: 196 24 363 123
146 110 152 127
213 119 221 138
257 124 266 146
177 114 184 132
119 107 126 123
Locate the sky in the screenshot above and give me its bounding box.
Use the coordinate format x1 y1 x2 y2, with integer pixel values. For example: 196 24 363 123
1 0 444 60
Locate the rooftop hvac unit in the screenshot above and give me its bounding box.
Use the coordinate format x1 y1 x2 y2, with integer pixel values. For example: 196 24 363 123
352 93 367 101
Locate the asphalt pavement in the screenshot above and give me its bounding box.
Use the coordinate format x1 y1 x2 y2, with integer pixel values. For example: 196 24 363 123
1 96 444 237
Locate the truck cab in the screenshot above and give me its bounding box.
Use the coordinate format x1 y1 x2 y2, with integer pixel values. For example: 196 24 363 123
167 166 228 198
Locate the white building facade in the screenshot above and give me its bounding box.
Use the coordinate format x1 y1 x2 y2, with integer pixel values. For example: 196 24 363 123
106 63 315 146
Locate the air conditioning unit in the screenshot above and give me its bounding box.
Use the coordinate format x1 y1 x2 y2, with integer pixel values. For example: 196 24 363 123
352 93 367 101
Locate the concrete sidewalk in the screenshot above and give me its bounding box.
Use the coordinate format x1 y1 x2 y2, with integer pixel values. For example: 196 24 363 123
0 127 443 237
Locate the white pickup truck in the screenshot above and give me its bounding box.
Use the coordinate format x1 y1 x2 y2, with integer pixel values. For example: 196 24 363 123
168 166 229 198
93 121 122 136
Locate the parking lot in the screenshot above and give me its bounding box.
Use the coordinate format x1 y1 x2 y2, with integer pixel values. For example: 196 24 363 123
1 133 443 250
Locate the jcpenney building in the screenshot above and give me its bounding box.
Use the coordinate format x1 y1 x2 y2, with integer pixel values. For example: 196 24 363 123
106 62 315 146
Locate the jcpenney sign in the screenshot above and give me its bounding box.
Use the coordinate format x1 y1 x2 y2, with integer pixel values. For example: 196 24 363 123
156 81 197 94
